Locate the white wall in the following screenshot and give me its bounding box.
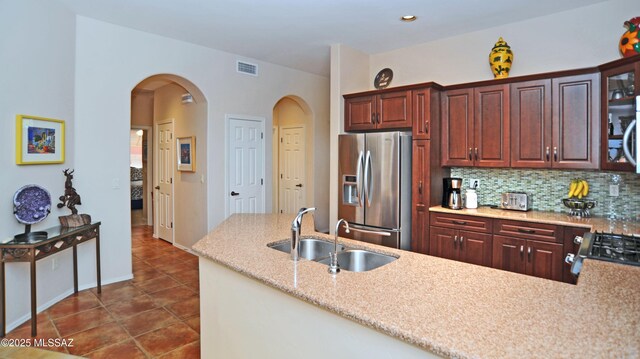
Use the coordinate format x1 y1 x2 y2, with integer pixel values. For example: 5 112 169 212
153 83 208 249
369 0 640 87
329 0 640 226
0 0 80 330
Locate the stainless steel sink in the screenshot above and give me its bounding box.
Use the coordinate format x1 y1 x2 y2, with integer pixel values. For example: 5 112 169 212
268 238 345 260
316 249 397 272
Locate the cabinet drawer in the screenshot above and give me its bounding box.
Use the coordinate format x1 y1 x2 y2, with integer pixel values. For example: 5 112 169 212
429 212 492 233
493 219 561 243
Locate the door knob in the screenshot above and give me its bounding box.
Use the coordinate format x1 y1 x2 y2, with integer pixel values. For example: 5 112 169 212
295 184 303 188
155 186 160 190
230 191 240 196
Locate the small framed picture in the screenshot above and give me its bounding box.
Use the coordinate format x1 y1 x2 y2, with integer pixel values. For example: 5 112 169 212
16 114 65 165
177 136 196 172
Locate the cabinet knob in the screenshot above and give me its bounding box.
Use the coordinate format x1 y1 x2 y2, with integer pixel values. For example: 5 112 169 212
565 253 576 265
468 148 473 161
545 147 550 161
425 120 429 134
527 246 532 261
553 147 558 161
520 245 524 254
474 148 478 161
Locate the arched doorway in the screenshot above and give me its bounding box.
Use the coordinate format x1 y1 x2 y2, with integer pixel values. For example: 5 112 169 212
130 74 208 251
272 96 313 214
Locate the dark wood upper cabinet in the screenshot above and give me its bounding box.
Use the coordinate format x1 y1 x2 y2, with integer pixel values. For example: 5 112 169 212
511 73 599 169
552 74 600 169
511 79 552 168
441 88 474 166
474 85 510 167
412 87 440 140
344 95 376 131
442 85 510 167
344 90 411 132
600 59 639 171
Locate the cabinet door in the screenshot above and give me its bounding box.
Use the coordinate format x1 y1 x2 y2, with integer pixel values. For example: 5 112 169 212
429 226 458 261
412 88 435 139
377 91 412 130
526 240 564 281
510 79 552 168
601 62 637 171
474 85 510 167
552 73 600 169
411 140 430 254
492 235 526 275
458 230 493 267
344 95 375 132
442 88 474 166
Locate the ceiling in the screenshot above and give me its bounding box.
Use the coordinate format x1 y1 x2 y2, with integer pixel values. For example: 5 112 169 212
55 0 609 77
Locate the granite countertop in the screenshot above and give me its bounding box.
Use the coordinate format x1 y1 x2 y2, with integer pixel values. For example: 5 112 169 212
430 205 640 235
192 214 640 358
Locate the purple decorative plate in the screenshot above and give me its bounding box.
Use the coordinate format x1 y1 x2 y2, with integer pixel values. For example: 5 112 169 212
13 185 51 225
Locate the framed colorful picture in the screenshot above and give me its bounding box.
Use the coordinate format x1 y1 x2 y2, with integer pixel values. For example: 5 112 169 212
16 115 65 165
177 136 196 172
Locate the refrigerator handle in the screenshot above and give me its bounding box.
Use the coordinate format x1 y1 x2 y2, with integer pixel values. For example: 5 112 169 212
356 150 364 206
364 150 372 207
622 120 636 166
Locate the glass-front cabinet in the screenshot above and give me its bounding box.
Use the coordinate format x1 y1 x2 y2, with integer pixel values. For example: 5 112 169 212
600 57 640 171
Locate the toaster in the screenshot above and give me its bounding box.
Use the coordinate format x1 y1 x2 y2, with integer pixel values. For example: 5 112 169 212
499 192 532 211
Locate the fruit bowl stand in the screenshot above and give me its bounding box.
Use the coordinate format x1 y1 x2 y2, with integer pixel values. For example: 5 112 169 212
562 198 597 217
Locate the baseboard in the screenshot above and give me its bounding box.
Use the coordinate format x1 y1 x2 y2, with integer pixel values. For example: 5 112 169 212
173 242 196 255
5 273 134 333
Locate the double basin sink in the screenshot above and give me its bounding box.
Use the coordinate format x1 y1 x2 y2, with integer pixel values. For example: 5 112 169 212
268 237 397 272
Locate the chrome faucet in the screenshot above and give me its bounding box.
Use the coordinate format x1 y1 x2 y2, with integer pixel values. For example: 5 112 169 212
329 219 350 274
291 207 315 261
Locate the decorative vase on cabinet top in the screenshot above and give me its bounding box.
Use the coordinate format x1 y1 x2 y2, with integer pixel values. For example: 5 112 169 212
620 17 640 57
489 37 513 79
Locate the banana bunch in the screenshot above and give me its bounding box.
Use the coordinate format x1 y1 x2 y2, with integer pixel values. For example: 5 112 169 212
568 179 589 199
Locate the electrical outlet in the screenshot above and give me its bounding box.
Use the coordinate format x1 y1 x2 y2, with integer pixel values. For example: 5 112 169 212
470 178 480 189
609 184 619 197
52 258 59 271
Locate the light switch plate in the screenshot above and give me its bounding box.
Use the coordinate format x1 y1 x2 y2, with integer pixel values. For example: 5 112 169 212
470 178 480 189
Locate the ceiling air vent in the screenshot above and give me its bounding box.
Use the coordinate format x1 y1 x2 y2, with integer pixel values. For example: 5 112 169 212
237 61 258 76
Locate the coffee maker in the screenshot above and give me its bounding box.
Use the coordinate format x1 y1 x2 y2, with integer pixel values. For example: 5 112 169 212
442 177 463 209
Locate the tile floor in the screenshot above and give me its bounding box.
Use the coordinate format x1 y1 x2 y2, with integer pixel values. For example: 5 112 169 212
0 225 200 358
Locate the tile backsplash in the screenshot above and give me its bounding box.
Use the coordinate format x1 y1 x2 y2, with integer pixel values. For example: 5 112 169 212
450 168 640 220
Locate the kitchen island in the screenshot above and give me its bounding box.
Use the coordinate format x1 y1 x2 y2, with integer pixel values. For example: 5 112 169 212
192 214 640 358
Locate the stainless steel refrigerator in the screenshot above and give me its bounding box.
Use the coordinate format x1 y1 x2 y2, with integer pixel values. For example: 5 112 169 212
338 132 411 250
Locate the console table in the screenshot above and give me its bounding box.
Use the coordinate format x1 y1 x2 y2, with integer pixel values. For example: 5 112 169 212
0 222 101 337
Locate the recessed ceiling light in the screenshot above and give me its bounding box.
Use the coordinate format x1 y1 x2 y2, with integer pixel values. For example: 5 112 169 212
401 15 417 22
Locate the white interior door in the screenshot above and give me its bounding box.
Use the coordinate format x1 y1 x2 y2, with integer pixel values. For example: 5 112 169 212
156 121 174 243
279 126 305 214
228 117 264 215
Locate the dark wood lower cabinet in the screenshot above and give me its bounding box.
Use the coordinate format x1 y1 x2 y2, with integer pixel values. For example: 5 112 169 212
429 226 492 267
411 204 429 254
493 235 563 281
492 235 526 274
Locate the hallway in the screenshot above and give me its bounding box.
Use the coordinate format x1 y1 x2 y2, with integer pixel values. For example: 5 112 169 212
1 226 200 358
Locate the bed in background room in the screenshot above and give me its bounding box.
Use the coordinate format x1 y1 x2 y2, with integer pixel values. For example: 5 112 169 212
130 166 143 210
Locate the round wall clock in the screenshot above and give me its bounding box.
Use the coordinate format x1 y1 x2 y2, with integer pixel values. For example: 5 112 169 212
374 68 393 89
